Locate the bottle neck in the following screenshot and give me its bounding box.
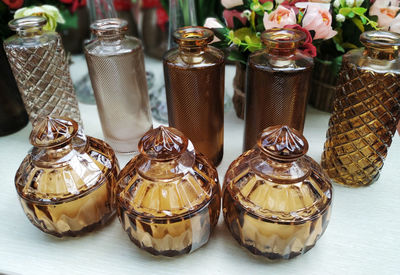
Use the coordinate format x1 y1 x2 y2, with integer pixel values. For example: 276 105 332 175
17 27 44 38
97 33 125 46
178 44 206 64
364 46 399 60
264 42 298 67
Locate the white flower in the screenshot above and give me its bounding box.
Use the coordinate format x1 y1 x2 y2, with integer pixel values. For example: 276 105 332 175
204 17 224 29
275 0 285 4
333 0 341 8
356 0 364 6
221 0 244 9
241 9 251 20
336 14 346 22
345 0 364 7
14 5 64 32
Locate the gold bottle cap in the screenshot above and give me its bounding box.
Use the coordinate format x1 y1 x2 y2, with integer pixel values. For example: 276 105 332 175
138 126 189 160
30 116 79 148
257 125 308 161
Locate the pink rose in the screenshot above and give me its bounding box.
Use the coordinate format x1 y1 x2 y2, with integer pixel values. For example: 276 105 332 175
221 0 244 9
223 9 247 28
370 0 400 31
302 5 337 40
263 5 297 30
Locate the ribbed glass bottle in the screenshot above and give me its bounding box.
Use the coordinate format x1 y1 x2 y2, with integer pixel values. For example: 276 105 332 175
163 26 225 166
321 31 400 187
3 16 82 126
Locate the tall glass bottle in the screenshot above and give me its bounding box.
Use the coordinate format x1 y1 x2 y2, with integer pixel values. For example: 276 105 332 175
84 18 153 153
243 28 313 151
3 16 82 126
163 26 225 166
321 31 400 187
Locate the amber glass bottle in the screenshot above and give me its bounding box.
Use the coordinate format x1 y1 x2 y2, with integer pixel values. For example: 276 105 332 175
163 26 225 166
322 31 400 187
116 126 220 256
223 125 332 260
15 117 120 237
243 28 313 151
85 18 152 153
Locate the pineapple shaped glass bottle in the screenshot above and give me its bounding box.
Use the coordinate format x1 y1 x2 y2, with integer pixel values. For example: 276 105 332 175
321 31 400 187
116 126 221 256
223 125 332 260
3 16 82 125
15 116 119 237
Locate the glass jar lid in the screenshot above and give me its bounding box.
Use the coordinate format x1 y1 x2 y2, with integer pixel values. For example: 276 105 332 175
257 125 308 161
30 116 79 148
138 126 189 161
8 16 47 32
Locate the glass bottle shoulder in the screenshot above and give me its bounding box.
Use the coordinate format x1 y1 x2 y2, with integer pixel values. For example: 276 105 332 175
163 45 224 68
248 49 313 72
343 48 400 74
85 35 142 57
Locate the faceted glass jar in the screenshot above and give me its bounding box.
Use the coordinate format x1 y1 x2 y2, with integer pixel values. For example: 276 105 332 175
3 16 82 126
224 125 332 260
15 117 120 237
322 31 400 187
85 18 153 153
163 26 225 166
116 126 221 256
244 28 313 151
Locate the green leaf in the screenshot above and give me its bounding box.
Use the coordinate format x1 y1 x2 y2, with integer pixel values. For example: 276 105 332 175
360 16 367 24
352 17 364 32
351 7 367 15
250 2 262 12
58 10 78 30
228 50 247 64
348 12 355 18
339 7 352 16
262 1 273 11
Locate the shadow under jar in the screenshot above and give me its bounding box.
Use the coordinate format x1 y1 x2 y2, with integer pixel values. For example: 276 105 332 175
224 125 332 260
3 16 82 126
321 31 400 187
163 26 225 166
15 117 120 237
243 28 313 151
85 18 152 153
116 126 221 256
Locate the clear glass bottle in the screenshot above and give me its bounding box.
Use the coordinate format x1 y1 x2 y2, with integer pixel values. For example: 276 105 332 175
163 26 225 166
3 16 82 126
243 28 313 151
116 126 221 256
223 125 332 260
84 18 153 153
15 116 120 237
322 31 400 187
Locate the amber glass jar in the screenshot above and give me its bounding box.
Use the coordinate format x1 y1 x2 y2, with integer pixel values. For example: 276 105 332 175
15 117 120 237
116 126 221 256
243 28 313 151
163 26 225 166
224 125 332 260
322 31 400 187
85 18 152 153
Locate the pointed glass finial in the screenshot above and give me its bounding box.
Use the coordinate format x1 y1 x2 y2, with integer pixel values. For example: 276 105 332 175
257 125 308 161
138 126 189 160
29 116 78 147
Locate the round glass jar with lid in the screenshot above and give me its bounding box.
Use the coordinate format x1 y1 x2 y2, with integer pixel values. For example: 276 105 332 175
116 126 221 256
14 116 120 237
223 125 332 260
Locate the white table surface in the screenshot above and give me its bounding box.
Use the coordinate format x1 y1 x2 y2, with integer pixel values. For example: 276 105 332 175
1 56 399 275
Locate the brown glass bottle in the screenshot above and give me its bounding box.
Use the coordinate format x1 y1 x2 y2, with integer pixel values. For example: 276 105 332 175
15 117 120 237
3 16 82 126
116 126 221 256
223 125 332 260
163 26 225 166
85 18 152 153
243 29 313 151
321 31 400 187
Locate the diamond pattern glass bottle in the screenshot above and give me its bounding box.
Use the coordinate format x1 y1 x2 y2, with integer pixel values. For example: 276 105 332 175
116 126 221 256
321 31 400 187
223 125 332 260
3 16 81 125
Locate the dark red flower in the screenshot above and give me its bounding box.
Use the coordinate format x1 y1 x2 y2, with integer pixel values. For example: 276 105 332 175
2 0 24 9
59 0 86 13
284 23 316 57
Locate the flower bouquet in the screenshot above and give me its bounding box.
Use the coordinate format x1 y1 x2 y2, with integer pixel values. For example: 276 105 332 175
204 0 381 116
